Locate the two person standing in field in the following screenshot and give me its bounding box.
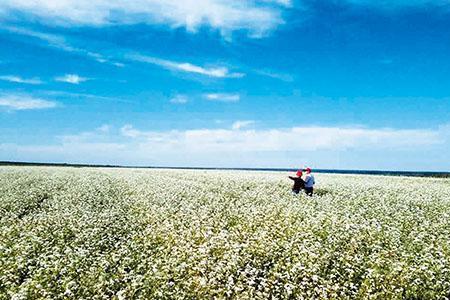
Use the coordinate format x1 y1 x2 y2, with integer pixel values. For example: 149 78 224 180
289 167 315 196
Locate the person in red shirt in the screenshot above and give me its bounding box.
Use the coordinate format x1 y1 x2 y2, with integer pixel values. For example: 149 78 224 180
289 170 305 194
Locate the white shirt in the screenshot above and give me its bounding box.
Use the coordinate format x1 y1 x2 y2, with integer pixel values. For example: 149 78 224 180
304 174 315 188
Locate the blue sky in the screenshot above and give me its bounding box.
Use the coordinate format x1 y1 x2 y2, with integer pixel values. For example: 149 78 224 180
1 0 450 171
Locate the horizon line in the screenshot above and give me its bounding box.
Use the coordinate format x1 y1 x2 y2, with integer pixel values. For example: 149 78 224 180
1 161 449 177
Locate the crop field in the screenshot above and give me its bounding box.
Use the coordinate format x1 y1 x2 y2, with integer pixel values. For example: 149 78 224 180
1 166 450 299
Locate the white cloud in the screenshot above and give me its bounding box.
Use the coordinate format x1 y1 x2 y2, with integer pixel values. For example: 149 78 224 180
97 124 111 133
60 127 114 144
121 124 142 138
0 1 288 38
118 125 442 153
204 93 240 102
55 74 89 84
1 26 245 77
0 75 43 85
232 120 255 130
2 124 449 169
264 0 292 6
254 69 294 82
0 26 121 66
129 54 245 78
170 95 188 104
0 95 57 110
0 26 74 51
113 62 125 68
175 64 243 78
41 90 127 103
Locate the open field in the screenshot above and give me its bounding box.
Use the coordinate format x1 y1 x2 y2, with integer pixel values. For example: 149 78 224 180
1 167 450 299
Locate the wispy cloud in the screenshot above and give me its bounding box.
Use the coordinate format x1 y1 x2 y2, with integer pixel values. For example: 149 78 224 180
254 69 294 82
40 90 132 104
55 74 89 84
232 120 255 130
0 26 120 66
2 123 448 169
170 95 188 104
119 124 443 152
0 1 289 38
97 124 111 133
0 25 75 51
0 75 43 85
204 93 240 102
129 54 245 78
120 124 142 138
113 62 125 68
1 26 248 78
0 94 57 110
59 125 114 144
267 0 293 6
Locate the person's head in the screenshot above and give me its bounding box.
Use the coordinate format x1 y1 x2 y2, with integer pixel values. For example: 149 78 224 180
296 170 303 177
304 167 312 174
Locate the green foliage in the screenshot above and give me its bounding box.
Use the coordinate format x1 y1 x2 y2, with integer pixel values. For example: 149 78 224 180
1 167 450 299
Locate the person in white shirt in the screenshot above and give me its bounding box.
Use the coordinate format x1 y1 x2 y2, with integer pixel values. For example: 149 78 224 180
303 167 315 196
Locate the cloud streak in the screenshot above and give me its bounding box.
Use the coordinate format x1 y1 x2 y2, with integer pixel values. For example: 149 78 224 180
170 95 188 104
204 93 241 102
55 74 89 84
0 26 121 66
232 120 255 130
2 123 448 169
0 0 288 38
0 75 43 85
0 94 57 110
1 26 250 80
129 54 245 78
119 124 443 152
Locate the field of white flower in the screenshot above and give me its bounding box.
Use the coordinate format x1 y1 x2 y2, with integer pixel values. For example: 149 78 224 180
1 166 450 299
